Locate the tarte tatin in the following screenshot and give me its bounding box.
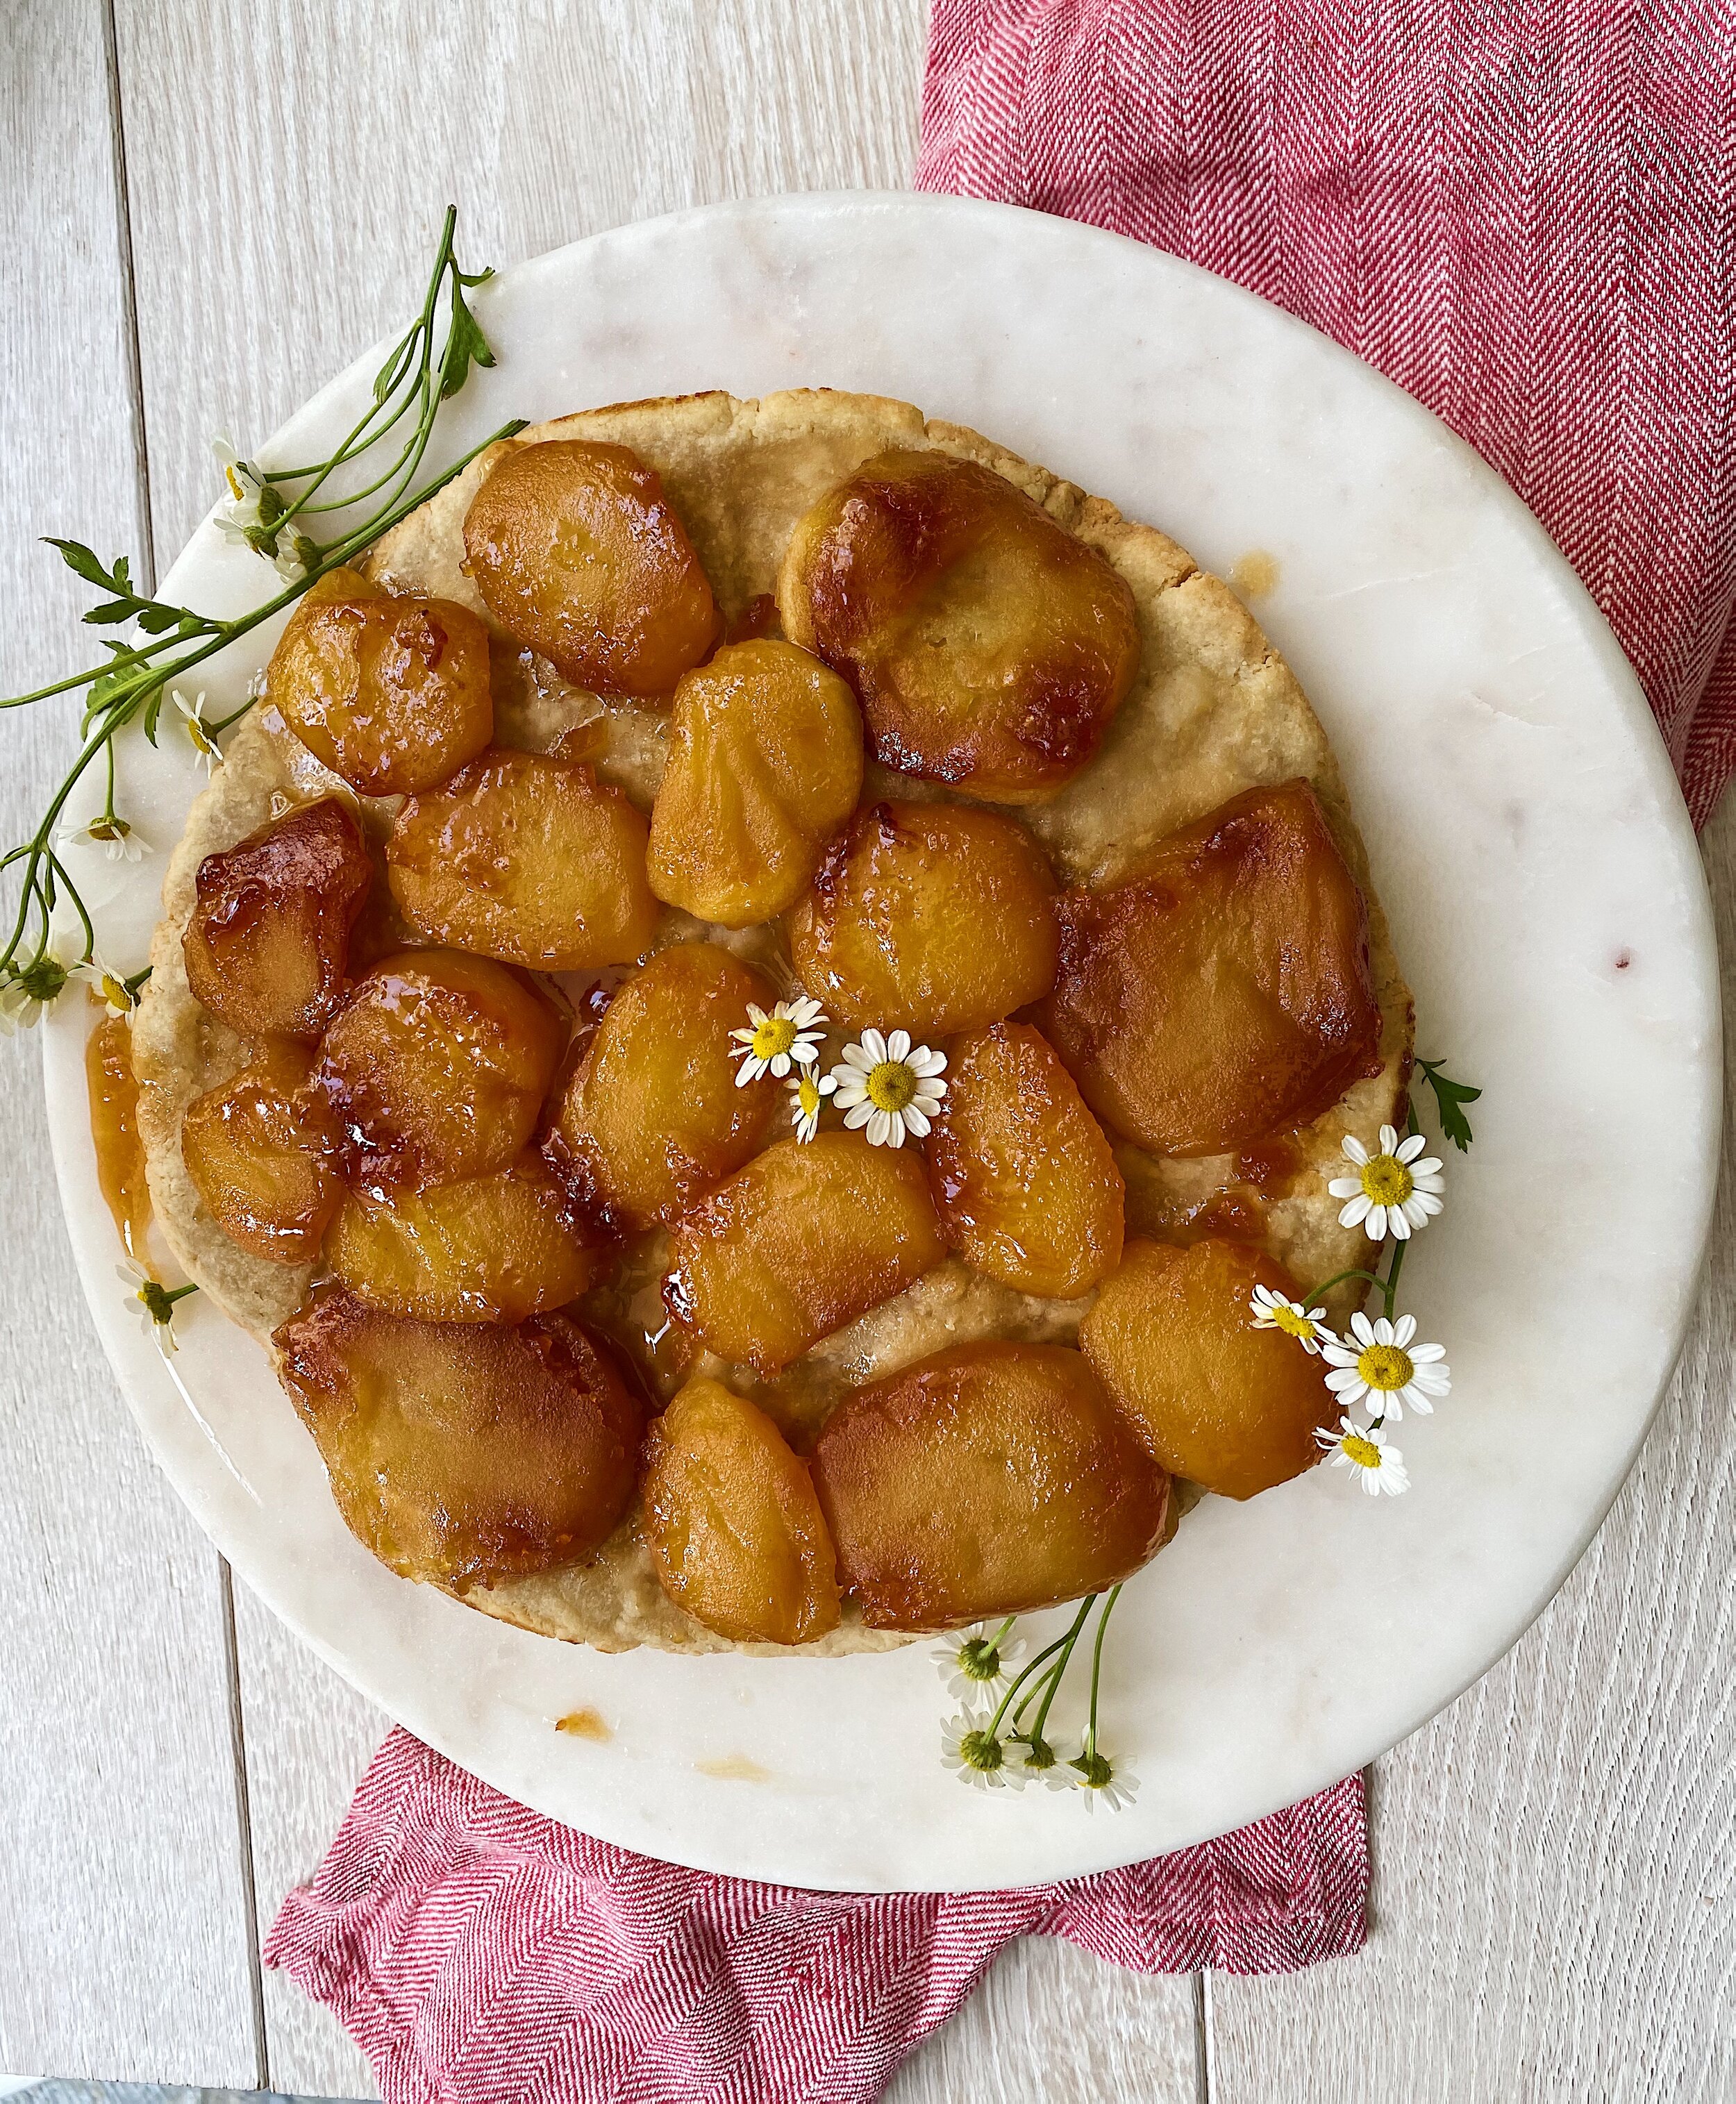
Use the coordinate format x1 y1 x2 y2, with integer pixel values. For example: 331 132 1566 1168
133 390 1412 1655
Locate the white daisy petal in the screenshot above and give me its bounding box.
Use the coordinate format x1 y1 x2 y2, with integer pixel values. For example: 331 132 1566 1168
887 1028 911 1062
1327 1176 1363 1200
862 1029 887 1064
1378 1125 1400 1155
1342 1136 1369 1166
842 1100 874 1129
1388 1207 1412 1240
1396 1131 1427 1163
901 1105 932 1139
1392 1314 1417 1347
1339 1194 1372 1229
867 1108 892 1147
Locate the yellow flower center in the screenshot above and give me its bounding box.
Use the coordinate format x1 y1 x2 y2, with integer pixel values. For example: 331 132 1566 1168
224 464 244 501
90 817 123 842
1358 1343 1414 1393
751 1015 797 1059
796 1073 822 1116
1360 1155 1414 1206
1273 1303 1318 1341
866 1060 917 1114
100 973 131 1011
1341 1433 1383 1470
185 718 216 755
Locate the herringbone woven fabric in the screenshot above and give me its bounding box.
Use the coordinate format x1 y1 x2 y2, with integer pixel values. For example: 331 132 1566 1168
917 0 1736 825
265 1730 1367 2104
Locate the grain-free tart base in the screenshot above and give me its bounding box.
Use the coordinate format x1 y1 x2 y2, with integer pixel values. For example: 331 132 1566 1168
133 389 1413 1655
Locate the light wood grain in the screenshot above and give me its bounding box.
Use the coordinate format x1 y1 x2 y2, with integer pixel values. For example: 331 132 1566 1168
1210 788 1736 2104
0 1 260 2085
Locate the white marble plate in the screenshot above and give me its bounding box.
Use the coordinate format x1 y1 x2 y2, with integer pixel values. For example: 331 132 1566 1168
40 194 1721 1892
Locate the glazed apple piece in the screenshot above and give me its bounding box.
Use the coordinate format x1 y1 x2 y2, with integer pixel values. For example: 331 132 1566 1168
1042 778 1383 1156
462 440 719 694
646 639 863 927
926 1023 1124 1299
777 449 1141 803
387 747 659 971
312 947 562 1189
1078 1237 1334 1498
274 1289 642 1586
543 943 781 1233
811 1342 1168 1629
642 1377 840 1644
662 1130 945 1376
183 796 374 1041
267 566 494 796
325 1151 600 1323
787 801 1058 1038
181 1040 342 1262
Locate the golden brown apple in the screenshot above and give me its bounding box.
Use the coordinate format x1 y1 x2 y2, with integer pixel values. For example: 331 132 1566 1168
181 1040 341 1262
811 1342 1168 1629
387 746 659 970
274 1289 642 1585
183 796 374 1041
462 440 719 694
267 565 494 795
1078 1237 1335 1498
662 1130 945 1375
926 1023 1124 1298
777 449 1140 802
642 1377 840 1644
787 800 1058 1037
543 943 781 1233
312 947 562 1189
646 639 863 926
1042 779 1383 1155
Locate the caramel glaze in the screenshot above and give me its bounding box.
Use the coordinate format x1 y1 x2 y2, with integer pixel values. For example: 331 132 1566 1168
86 1008 151 1260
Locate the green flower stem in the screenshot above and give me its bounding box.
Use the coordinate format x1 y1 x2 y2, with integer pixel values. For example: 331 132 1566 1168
1080 1585 1122 1762
991 1594 1096 1739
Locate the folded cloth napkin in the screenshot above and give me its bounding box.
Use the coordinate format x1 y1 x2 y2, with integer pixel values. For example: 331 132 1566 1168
266 1730 1367 2104
918 0 1736 826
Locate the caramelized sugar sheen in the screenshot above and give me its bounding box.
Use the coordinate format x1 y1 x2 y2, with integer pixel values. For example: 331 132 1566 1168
544 943 781 1233
1043 778 1382 1157
811 1341 1169 1629
647 639 863 927
663 1130 946 1377
182 1040 342 1263
325 1151 599 1323
778 449 1141 802
1080 1237 1335 1499
788 800 1059 1038
643 1377 840 1645
313 947 562 1191
387 746 658 970
274 1290 642 1587
463 440 719 694
267 566 494 796
928 1023 1124 1299
183 796 374 1042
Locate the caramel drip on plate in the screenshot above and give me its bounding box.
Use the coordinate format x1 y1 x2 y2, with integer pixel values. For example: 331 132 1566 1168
85 1010 151 1260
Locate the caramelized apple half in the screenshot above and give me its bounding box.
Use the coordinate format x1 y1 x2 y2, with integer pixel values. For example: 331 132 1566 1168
663 1130 945 1376
274 1289 642 1586
643 1377 840 1645
326 1151 599 1323
313 947 562 1190
181 1040 341 1262
183 796 374 1041
812 1342 1167 1629
387 747 658 970
927 1023 1124 1299
267 566 494 796
788 801 1058 1037
647 639 863 926
544 943 781 1233
778 449 1141 802
1042 779 1383 1156
1079 1237 1334 1498
462 440 719 694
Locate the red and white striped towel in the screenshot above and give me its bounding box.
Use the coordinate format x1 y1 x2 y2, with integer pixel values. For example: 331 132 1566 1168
269 3 1736 2097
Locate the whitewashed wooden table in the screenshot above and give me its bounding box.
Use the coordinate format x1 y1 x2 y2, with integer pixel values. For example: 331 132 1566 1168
3 5 1733 2097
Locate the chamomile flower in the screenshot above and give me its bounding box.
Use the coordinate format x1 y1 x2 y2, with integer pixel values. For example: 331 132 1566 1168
934 1622 1023 1701
1069 1748 1139 1812
830 1029 946 1149
1328 1125 1444 1242
1314 1413 1410 1496
60 814 149 863
786 1065 836 1142
117 1260 194 1354
1014 1735 1078 1791
174 690 220 776
81 954 137 1015
1321 1312 1449 1421
731 996 826 1084
0 949 76 1033
940 1710 1010 1789
212 437 315 580
1249 1283 1336 1355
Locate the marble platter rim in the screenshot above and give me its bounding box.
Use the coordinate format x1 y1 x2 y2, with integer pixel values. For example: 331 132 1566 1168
40 191 1724 1892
